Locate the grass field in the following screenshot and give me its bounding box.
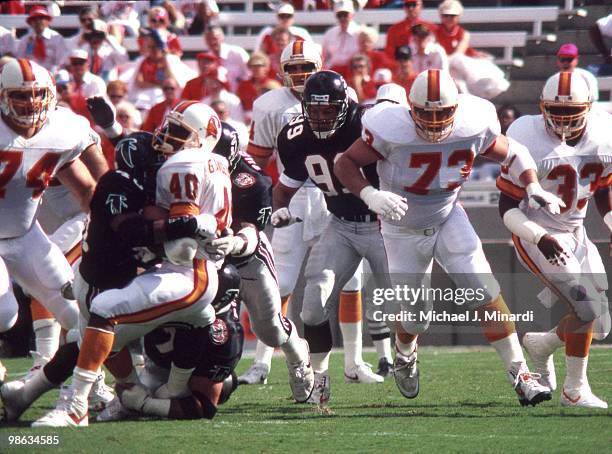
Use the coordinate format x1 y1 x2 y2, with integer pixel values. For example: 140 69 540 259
1 347 610 453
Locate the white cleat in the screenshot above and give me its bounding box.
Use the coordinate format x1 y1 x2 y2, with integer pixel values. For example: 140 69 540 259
0 380 29 421
286 339 315 403
306 371 331 405
97 397 135 422
22 351 50 382
561 387 608 409
237 362 269 385
523 332 557 391
89 371 115 411
394 349 419 399
344 363 384 384
32 389 88 427
508 361 552 407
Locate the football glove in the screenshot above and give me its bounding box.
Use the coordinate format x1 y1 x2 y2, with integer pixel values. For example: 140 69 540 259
526 183 566 215
271 208 302 228
86 96 115 129
359 186 407 221
194 213 218 242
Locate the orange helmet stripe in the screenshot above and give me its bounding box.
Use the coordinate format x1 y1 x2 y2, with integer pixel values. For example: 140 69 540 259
557 71 571 97
292 40 304 56
427 69 440 102
174 100 199 114
17 59 35 82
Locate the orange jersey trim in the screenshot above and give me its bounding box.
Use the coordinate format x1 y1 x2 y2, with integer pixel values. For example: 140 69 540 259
169 202 199 218
65 243 82 266
496 176 526 201
247 143 273 158
110 258 209 325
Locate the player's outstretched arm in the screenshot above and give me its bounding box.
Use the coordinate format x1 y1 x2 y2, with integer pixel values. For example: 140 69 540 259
56 156 97 212
80 143 109 181
271 182 301 228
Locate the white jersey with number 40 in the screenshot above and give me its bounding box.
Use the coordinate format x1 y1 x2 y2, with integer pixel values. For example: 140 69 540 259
0 106 96 239
156 148 233 232
499 110 612 232
362 93 499 229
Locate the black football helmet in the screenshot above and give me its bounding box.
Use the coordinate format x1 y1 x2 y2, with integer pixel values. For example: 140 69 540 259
115 131 166 203
212 121 240 173
302 70 349 140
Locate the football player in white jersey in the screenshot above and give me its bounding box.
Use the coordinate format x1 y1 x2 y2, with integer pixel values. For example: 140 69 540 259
33 101 229 427
0 58 97 375
243 40 388 384
498 72 611 409
336 69 565 406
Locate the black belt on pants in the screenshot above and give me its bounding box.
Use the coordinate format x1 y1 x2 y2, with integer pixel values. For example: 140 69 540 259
338 214 377 223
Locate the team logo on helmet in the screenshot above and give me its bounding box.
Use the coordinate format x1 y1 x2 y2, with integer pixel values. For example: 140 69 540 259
209 319 229 345
233 172 256 188
207 115 221 139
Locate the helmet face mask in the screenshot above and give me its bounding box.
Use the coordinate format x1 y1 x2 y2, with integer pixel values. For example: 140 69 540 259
280 40 322 93
0 59 55 130
302 70 349 140
540 71 591 142
408 69 458 143
153 116 200 155
283 62 317 93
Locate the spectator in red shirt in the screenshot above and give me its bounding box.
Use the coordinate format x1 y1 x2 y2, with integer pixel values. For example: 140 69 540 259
348 54 377 103
358 26 395 73
392 45 417 95
141 6 183 57
236 52 282 121
141 77 180 132
0 1 25 15
256 3 312 56
181 51 219 100
434 0 485 58
384 0 436 58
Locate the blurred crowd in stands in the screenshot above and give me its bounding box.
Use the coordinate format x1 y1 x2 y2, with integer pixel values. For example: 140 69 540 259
0 0 610 179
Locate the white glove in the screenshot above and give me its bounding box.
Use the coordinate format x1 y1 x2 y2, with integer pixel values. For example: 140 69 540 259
205 235 245 256
604 212 612 233
359 186 408 221
526 182 566 215
194 213 218 242
271 207 302 228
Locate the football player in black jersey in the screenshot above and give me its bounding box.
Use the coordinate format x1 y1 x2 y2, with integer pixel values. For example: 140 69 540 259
201 123 315 403
272 71 392 404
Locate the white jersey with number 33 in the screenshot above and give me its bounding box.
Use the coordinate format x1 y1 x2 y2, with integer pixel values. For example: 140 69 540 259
362 94 500 229
500 111 612 232
0 106 96 239
156 149 233 232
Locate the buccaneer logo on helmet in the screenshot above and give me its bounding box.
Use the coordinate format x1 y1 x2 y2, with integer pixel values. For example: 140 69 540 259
280 39 322 93
408 69 458 143
540 71 591 142
0 59 56 129
153 101 222 155
302 70 349 140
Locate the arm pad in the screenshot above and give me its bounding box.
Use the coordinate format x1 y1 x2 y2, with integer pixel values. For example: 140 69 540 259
115 215 198 247
503 208 548 244
503 137 537 183
233 225 259 257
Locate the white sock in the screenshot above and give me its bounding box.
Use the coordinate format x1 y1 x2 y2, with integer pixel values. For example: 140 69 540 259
311 352 331 374
33 319 60 360
374 337 393 362
279 320 304 364
23 370 54 403
541 329 565 354
254 340 274 368
490 333 525 370
340 321 363 369
396 337 417 356
73 367 99 402
565 355 588 390
142 396 171 417
166 364 194 397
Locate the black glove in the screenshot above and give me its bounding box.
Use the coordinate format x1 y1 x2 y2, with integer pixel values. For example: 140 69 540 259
87 96 115 129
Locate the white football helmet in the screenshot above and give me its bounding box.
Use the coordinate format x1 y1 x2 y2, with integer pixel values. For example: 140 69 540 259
280 39 322 93
540 71 591 142
0 58 55 129
408 69 458 143
153 101 222 155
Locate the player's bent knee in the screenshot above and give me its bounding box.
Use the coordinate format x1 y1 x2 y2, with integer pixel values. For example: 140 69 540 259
218 372 238 405
300 305 327 327
250 314 291 347
400 319 430 335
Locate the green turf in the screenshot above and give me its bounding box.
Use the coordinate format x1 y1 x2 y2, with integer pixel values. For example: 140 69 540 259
1 348 610 453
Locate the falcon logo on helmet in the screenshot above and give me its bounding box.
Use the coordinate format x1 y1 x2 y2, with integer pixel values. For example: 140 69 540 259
280 39 322 93
153 101 222 155
0 58 56 129
540 71 591 142
408 69 458 143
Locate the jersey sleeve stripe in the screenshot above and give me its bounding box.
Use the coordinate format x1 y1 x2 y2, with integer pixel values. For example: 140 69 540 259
247 143 273 158
110 258 209 325
169 202 199 218
65 243 82 266
279 172 305 189
496 175 525 201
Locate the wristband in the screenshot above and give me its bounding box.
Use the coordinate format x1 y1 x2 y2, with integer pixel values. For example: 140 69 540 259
503 208 548 244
